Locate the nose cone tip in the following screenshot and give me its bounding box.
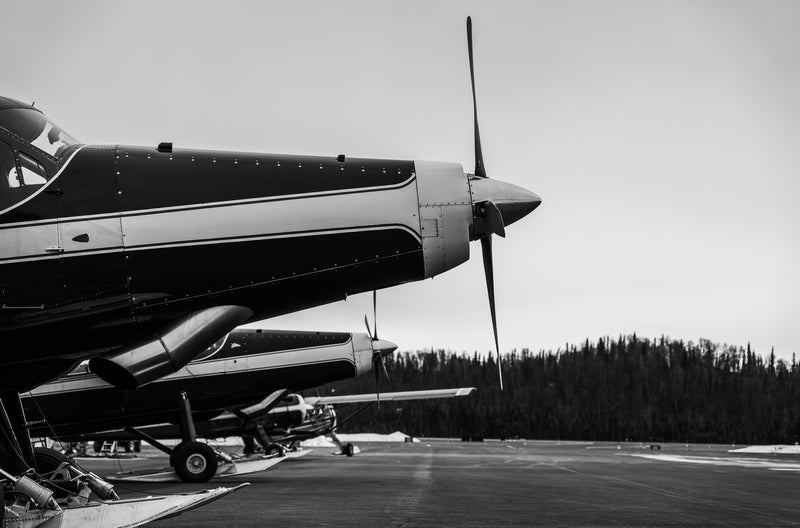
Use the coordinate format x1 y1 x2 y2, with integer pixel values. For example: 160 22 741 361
471 177 542 228
498 188 541 227
372 339 398 357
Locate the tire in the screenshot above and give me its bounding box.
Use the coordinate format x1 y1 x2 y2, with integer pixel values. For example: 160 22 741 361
344 443 355 457
93 440 103 453
266 444 285 458
172 441 218 483
168 441 186 467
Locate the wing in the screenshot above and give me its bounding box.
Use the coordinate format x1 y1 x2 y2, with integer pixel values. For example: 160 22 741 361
305 387 476 405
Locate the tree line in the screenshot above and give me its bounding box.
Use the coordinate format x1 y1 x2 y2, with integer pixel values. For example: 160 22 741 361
312 335 799 444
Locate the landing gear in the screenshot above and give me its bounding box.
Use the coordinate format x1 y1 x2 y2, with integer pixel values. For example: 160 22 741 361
173 442 218 483
253 423 287 457
330 431 356 457
242 434 258 455
125 391 225 483
265 443 285 458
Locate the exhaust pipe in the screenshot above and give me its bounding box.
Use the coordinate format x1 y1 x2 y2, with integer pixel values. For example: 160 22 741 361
89 305 252 389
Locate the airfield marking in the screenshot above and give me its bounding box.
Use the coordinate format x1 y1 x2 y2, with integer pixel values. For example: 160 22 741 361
631 453 800 471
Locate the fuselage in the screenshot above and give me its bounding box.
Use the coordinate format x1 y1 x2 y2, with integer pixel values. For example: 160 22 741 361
23 329 379 437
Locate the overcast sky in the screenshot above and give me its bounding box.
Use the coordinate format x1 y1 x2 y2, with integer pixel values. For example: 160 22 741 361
2 1 798 360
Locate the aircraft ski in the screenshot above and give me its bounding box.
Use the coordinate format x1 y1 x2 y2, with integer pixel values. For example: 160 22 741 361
103 451 310 484
0 483 247 528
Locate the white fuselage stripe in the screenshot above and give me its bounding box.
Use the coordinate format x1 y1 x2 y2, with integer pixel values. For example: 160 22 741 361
0 181 421 263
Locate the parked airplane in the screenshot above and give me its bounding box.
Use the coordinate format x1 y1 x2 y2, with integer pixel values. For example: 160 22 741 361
0 17 540 525
23 328 395 482
262 388 479 456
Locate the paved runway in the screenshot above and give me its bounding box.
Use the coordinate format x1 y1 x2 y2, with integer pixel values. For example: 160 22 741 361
78 440 800 527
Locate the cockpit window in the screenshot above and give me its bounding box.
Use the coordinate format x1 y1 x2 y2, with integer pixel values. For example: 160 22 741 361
0 108 79 159
11 152 47 187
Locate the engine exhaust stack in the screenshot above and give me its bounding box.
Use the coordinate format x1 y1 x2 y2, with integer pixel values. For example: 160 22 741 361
89 305 252 389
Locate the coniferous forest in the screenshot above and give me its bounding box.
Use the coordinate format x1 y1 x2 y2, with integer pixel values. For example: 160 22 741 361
313 336 800 444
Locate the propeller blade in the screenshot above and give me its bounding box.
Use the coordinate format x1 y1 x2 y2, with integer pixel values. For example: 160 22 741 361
373 353 381 407
467 16 486 178
372 290 378 340
364 314 372 339
481 236 503 391
380 355 391 383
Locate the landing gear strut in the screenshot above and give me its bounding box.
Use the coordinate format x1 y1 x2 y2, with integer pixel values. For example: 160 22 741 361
125 391 225 483
330 431 355 457
254 424 286 458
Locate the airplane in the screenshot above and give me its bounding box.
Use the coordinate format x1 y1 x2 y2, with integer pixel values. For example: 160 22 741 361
260 388 479 456
0 17 540 526
55 389 477 461
22 327 396 482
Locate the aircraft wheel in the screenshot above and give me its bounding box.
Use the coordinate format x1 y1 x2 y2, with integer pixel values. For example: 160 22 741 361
33 447 73 477
93 440 103 453
266 444 285 458
172 442 218 483
344 443 355 457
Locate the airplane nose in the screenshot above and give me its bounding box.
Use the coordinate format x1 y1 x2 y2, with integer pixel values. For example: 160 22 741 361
469 177 541 239
371 339 397 358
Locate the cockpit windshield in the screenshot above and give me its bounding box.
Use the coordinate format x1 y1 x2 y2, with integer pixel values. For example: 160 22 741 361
0 108 79 160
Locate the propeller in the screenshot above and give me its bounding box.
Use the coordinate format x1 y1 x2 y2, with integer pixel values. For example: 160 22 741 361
468 15 504 391
364 290 392 405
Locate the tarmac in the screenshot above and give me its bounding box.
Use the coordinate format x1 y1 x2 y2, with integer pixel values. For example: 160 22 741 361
77 440 800 527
